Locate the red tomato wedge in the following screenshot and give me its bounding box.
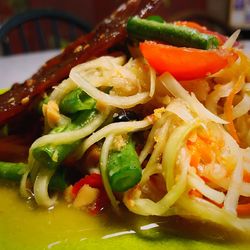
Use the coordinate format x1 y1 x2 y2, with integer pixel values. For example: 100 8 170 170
140 41 238 81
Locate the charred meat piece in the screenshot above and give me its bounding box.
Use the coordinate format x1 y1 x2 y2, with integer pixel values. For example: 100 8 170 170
0 0 160 125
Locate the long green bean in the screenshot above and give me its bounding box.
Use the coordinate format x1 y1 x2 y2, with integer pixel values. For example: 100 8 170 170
33 109 96 169
60 88 96 114
107 138 142 192
127 16 219 50
0 161 67 190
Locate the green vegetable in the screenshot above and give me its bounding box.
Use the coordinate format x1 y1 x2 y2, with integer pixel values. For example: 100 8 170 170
0 88 9 95
0 161 26 181
49 168 68 190
37 95 49 115
0 161 67 190
146 15 165 23
60 88 96 114
33 109 96 169
107 138 142 192
32 142 79 169
127 16 219 50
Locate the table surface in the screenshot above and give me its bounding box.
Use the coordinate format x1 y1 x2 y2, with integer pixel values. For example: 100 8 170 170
0 41 250 89
0 50 60 89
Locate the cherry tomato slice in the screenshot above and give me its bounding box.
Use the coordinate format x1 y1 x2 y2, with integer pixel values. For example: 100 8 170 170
140 41 238 81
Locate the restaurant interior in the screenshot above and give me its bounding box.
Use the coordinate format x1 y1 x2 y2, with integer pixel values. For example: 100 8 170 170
0 0 250 55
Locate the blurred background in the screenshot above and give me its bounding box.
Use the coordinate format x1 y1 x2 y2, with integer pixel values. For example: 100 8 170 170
1 0 250 55
2 0 250 30
1 0 250 87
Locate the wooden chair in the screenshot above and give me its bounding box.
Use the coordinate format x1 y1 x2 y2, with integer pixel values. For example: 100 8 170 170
0 9 91 55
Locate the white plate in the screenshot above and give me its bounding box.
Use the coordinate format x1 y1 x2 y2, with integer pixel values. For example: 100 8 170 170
0 50 60 88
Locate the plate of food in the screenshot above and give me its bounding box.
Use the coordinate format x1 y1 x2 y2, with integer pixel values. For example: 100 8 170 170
0 0 250 249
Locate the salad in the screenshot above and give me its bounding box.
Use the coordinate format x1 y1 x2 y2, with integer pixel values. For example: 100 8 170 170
0 0 250 237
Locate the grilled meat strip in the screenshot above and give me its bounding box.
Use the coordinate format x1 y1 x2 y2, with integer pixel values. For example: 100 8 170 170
0 0 160 125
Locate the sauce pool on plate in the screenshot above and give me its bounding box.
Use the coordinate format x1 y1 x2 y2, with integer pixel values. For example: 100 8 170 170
0 181 249 250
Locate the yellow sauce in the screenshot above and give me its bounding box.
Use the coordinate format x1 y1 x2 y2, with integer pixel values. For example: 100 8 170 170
0 181 123 249
0 181 249 250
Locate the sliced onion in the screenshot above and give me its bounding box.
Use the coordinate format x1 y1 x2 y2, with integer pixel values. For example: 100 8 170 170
222 29 241 49
205 81 233 114
188 171 225 204
33 168 57 207
160 73 227 124
100 135 120 213
49 78 77 104
149 64 156 97
79 119 152 157
30 110 110 150
166 98 194 122
223 130 243 214
233 93 250 119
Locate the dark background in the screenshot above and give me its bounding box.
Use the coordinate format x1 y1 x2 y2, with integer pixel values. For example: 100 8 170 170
0 0 229 30
0 0 250 55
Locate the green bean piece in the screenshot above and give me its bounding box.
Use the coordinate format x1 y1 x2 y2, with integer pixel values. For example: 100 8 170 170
32 142 79 169
49 168 68 190
127 16 219 50
0 161 26 181
146 15 165 23
60 88 96 114
0 161 67 190
33 109 96 169
66 109 97 130
107 138 142 192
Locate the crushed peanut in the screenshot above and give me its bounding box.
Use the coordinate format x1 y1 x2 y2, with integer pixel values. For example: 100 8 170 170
21 96 30 105
73 185 99 209
7 97 15 104
112 134 128 151
96 101 107 112
99 33 105 40
74 45 83 53
26 79 34 87
42 100 60 128
83 44 90 50
154 107 166 120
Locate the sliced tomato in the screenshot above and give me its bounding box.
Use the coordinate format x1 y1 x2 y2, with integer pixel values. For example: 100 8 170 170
174 21 227 45
140 41 238 81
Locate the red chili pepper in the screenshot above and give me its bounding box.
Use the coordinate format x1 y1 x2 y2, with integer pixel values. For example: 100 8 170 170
72 173 103 196
72 173 110 215
140 41 238 81
88 189 110 215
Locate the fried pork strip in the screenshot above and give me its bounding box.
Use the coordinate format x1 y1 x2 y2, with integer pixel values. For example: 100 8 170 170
0 0 160 125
